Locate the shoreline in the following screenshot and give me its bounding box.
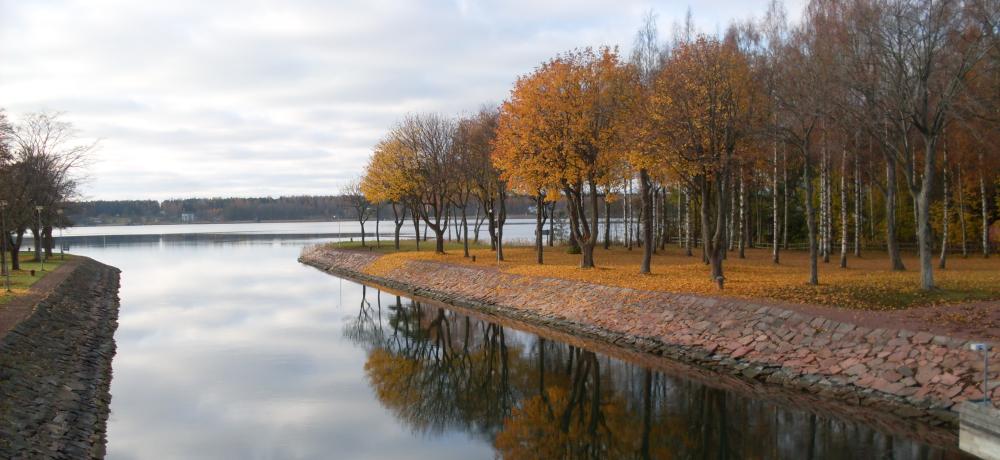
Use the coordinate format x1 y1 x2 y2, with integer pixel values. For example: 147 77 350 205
299 246 1000 433
0 257 121 458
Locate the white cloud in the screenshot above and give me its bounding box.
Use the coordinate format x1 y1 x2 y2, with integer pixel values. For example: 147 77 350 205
0 0 804 200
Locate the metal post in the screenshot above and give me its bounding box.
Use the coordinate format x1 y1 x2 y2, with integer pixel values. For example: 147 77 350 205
972 343 991 404
986 351 991 403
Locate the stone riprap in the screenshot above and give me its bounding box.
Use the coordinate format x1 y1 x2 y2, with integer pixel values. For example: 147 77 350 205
0 258 121 459
300 246 1000 427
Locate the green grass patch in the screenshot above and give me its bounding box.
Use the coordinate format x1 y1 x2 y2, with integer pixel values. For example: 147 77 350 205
0 252 70 304
326 238 494 254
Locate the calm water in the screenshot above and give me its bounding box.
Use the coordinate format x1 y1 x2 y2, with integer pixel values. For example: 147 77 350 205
62 223 969 459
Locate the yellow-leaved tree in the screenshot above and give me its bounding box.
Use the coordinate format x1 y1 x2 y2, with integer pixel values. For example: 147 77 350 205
361 135 420 250
647 35 760 288
495 47 636 268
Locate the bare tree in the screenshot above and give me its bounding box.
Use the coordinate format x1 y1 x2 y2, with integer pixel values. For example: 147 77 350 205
840 0 997 289
342 178 372 247
396 113 457 254
631 10 666 274
5 112 92 264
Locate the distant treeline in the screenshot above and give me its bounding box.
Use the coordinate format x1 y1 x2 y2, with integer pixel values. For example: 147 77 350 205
67 195 541 225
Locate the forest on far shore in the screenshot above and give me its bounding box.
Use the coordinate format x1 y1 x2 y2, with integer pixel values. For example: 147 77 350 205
66 196 540 226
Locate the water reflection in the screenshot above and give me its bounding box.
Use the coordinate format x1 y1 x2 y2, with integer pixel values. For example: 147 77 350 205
349 287 970 460
62 232 970 460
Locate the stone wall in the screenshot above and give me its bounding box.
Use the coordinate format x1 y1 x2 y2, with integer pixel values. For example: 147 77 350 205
300 246 1000 427
0 258 121 459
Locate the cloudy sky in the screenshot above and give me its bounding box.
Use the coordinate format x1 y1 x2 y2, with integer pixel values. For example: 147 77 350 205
0 0 803 201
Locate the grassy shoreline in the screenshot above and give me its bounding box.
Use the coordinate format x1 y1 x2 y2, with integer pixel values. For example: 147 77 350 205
0 252 69 304
327 239 1000 311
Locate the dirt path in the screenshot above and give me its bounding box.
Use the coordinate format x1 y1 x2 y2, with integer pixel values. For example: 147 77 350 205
0 258 82 340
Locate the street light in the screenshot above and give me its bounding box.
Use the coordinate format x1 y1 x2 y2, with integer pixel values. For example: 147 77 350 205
35 205 44 272
56 209 64 260
0 200 9 292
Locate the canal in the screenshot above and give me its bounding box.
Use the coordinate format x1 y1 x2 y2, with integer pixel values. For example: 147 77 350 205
61 224 970 459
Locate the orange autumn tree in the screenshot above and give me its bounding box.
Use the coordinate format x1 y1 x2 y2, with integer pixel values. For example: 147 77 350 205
647 35 759 288
494 47 634 269
494 62 565 265
361 135 420 250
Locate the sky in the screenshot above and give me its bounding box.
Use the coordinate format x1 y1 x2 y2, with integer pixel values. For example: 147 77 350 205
0 0 803 201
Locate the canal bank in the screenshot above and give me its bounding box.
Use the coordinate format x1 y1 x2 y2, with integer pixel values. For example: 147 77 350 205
300 246 1000 430
0 257 121 459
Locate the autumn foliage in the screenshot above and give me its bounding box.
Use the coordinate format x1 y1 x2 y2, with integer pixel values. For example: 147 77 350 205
358 0 1000 295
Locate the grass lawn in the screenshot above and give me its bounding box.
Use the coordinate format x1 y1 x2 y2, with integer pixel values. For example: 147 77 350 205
0 252 69 304
330 239 492 253
328 239 1000 311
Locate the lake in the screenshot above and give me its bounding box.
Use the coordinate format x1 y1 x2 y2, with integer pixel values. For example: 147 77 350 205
61 222 969 459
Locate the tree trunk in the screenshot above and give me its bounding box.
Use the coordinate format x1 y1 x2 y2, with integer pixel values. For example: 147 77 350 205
44 226 53 258
375 205 381 248
582 182 600 268
854 147 862 257
445 206 452 241
939 144 949 269
957 162 967 257
886 157 906 270
639 169 653 274
824 146 834 263
548 202 555 247
915 147 937 290
701 174 727 288
820 147 827 263
684 186 692 256
729 173 737 253
11 231 23 271
737 167 746 259
660 188 669 250
31 227 41 262
411 207 421 251
782 145 789 251
462 206 469 258
773 140 780 264
603 195 611 250
391 203 404 250
535 193 544 264
625 178 632 250
804 153 819 285
840 149 848 268
359 219 366 247
981 161 989 258
434 227 445 253
0 232 7 277
487 205 497 251
473 203 483 243
676 184 683 247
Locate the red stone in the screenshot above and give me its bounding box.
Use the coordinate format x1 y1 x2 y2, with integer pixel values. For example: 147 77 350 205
939 373 960 386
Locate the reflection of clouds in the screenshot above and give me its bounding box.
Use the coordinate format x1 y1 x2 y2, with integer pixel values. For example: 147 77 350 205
70 241 490 459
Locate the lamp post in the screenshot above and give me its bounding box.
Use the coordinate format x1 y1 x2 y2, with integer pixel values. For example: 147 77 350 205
56 209 64 260
0 200 8 292
35 205 44 272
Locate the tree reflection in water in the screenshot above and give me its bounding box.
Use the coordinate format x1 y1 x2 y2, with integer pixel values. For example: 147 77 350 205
345 286 968 460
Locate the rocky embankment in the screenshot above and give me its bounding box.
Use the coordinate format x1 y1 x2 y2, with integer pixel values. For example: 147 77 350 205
0 258 121 459
300 246 1000 429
